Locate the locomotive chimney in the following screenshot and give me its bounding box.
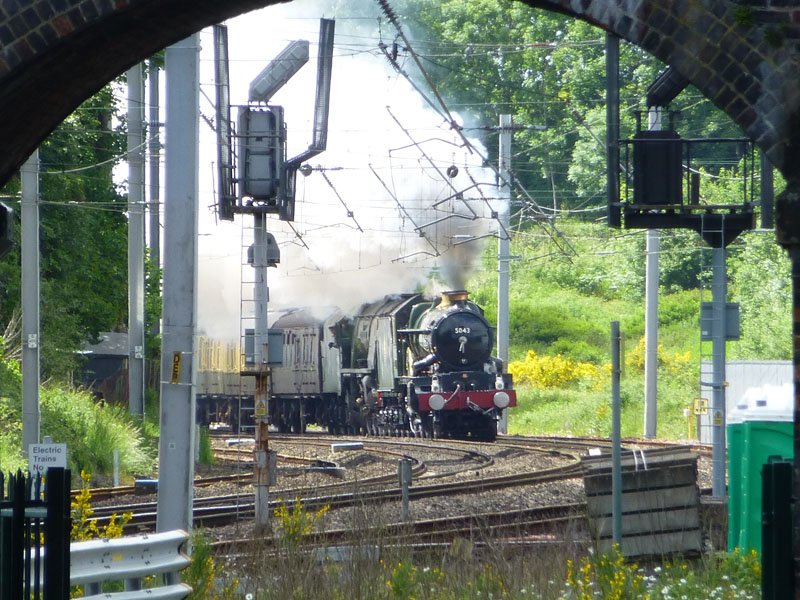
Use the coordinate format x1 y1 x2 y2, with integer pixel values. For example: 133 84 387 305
441 290 468 307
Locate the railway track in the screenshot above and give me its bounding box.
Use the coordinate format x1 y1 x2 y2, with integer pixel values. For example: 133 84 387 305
85 434 706 538
215 502 590 555
96 458 585 531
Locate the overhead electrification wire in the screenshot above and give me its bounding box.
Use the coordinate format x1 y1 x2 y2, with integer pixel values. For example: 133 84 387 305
374 3 581 259
318 170 364 232
376 0 474 153
369 164 440 257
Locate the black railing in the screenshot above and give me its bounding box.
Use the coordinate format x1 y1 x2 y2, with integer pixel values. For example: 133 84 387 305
0 468 70 600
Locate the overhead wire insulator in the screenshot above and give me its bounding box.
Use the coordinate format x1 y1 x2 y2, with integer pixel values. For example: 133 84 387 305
377 0 401 29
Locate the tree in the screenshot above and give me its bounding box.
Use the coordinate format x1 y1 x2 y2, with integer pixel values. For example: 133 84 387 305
390 0 744 215
0 85 129 380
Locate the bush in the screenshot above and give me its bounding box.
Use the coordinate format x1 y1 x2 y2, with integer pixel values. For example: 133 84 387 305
0 351 156 481
509 350 604 390
41 387 156 481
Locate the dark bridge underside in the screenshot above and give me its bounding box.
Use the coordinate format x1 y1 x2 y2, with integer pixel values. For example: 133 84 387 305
0 0 798 190
0 0 286 186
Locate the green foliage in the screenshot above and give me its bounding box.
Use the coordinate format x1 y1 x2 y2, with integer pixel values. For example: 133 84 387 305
641 549 761 599
40 386 155 478
184 530 239 600
0 350 24 472
198 427 213 466
145 248 162 361
0 86 129 380
0 350 155 478
394 0 739 213
728 231 791 359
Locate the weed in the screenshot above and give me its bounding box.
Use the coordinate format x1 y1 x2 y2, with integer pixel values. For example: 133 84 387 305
70 470 132 542
273 496 330 546
184 530 239 600
198 427 214 466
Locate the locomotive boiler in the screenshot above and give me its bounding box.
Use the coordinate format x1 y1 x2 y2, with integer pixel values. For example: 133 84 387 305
268 290 516 440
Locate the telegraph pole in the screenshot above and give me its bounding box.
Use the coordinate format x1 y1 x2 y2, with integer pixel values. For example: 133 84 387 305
156 33 199 538
497 114 511 435
127 62 146 418
21 150 39 458
148 58 161 333
643 108 661 439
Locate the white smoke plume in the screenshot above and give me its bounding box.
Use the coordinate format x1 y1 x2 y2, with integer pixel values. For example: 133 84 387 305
196 0 504 338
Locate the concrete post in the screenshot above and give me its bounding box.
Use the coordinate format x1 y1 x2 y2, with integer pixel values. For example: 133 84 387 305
148 60 161 272
156 34 199 539
643 108 661 439
497 114 512 435
147 58 161 360
21 150 40 457
127 62 146 418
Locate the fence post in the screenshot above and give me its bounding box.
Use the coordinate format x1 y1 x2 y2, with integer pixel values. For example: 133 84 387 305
45 467 70 600
762 458 794 599
11 472 25 600
0 472 9 599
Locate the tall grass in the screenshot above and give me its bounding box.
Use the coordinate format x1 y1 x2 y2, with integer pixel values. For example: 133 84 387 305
205 497 760 599
0 352 156 481
40 386 156 481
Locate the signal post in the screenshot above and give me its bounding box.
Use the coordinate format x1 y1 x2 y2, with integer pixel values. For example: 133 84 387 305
251 212 275 528
212 21 335 528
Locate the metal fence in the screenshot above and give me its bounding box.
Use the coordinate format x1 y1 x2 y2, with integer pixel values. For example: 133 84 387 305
0 468 71 600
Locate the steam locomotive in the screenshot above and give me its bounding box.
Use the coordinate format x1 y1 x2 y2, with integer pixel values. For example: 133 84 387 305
196 290 516 440
269 290 515 440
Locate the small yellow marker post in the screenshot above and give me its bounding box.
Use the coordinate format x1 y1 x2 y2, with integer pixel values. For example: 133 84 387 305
170 352 182 384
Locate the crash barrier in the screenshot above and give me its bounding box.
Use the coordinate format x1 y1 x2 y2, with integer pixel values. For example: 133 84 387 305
70 529 192 599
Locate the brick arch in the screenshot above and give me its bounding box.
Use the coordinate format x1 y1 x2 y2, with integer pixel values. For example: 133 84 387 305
0 0 285 186
0 0 798 189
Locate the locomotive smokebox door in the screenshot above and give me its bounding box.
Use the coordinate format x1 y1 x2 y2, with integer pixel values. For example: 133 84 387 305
632 129 683 206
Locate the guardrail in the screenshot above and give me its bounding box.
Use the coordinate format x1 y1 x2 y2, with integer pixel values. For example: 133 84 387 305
70 529 192 600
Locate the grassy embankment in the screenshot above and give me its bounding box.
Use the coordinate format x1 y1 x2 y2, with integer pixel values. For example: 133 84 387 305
466 219 791 440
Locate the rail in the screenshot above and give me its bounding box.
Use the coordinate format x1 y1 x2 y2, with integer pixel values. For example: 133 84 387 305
70 529 192 599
